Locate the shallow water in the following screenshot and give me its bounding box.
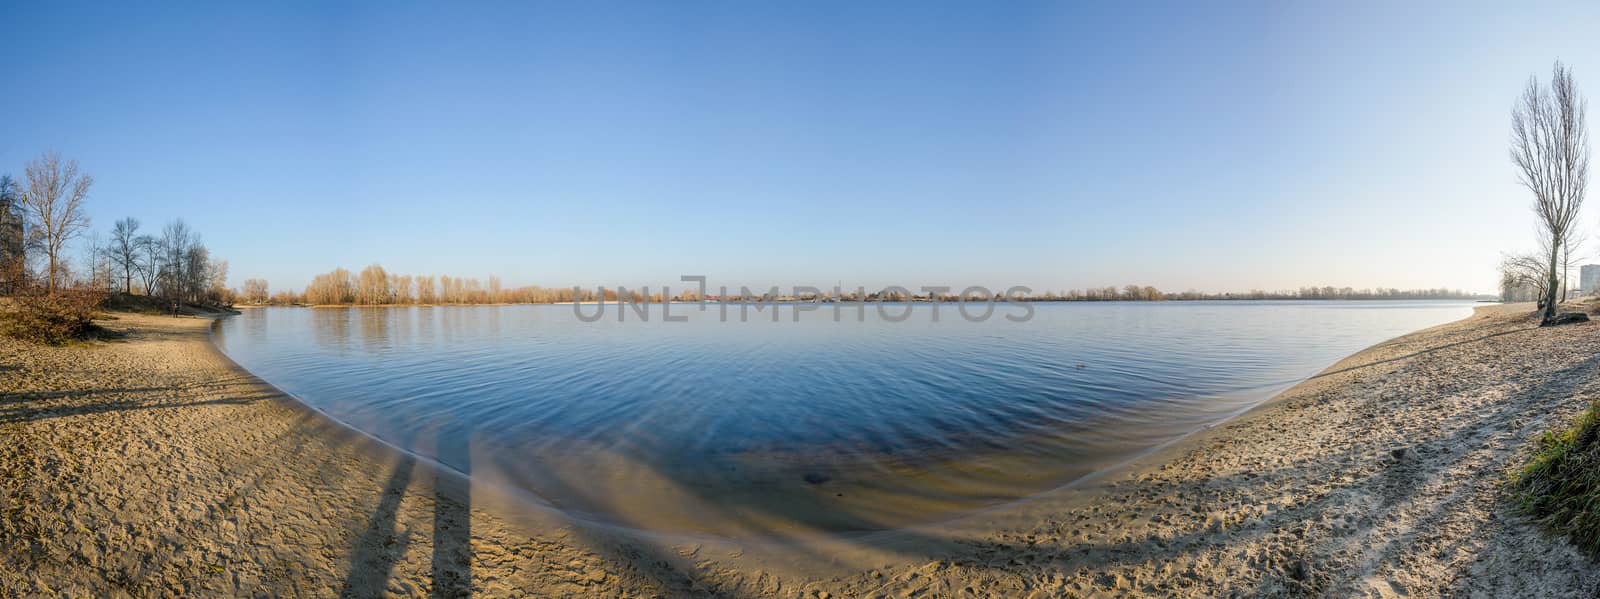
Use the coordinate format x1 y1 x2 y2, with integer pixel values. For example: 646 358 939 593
214 300 1475 537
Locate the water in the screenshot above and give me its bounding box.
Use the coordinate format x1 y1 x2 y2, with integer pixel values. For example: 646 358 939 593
214 300 1475 537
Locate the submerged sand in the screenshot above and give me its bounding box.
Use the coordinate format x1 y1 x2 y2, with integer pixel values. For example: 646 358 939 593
2 304 1598 597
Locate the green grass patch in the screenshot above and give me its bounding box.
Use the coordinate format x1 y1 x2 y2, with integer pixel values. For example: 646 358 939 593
1514 401 1600 555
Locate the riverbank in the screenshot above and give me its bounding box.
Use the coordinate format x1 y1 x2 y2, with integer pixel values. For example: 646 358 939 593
1 304 1597 596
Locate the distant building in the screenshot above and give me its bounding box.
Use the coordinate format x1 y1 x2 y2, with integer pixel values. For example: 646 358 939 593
1582 264 1600 296
0 190 23 293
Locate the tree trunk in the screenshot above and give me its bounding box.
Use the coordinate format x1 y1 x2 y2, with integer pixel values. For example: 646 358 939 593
1543 240 1562 325
1562 253 1571 302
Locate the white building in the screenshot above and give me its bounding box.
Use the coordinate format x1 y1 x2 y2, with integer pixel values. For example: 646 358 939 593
1581 264 1600 296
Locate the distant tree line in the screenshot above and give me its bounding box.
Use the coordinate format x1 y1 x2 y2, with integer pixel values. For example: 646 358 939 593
253 264 599 306
241 268 1482 307
1022 286 1479 302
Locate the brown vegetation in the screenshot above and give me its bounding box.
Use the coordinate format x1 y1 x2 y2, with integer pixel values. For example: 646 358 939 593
0 285 103 344
242 278 270 304
296 264 592 305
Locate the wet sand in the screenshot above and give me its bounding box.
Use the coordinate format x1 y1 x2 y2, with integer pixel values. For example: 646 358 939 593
2 304 1598 597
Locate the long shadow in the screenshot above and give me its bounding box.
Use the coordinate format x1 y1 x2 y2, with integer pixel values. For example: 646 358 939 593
1 386 174 403
0 340 517 594
0 394 270 425
430 419 473 598
339 455 417 597
1308 326 1539 381
500 457 760 598
0 377 263 406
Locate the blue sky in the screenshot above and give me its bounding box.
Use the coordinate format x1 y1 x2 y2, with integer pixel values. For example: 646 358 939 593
4 2 1599 294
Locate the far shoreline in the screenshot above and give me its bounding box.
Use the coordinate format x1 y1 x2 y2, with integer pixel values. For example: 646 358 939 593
239 296 1494 309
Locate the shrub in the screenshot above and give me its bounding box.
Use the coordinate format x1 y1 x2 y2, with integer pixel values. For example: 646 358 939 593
1514 402 1600 555
1 287 105 345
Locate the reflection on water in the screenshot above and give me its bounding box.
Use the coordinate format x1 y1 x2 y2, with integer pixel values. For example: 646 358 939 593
215 300 1476 537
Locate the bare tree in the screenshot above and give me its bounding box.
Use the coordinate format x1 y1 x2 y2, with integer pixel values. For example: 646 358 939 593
416 275 437 304
183 244 210 302
206 255 228 302
1561 228 1589 301
305 268 354 305
393 274 414 304
1512 61 1591 325
80 230 112 291
19 151 93 294
242 278 270 304
108 217 141 293
133 234 159 295
1502 250 1552 304
157 220 197 301
356 263 392 305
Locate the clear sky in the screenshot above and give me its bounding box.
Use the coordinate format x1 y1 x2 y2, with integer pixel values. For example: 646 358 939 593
4 1 1600 295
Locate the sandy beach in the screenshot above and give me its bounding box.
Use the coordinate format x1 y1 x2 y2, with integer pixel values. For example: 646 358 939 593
3 304 1599 597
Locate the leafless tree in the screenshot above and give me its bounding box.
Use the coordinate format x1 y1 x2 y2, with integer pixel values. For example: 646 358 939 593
356 263 392 304
1512 61 1591 325
182 244 209 301
108 217 141 293
19 151 93 293
158 220 196 300
243 278 270 304
1502 250 1552 304
1561 228 1589 301
416 275 437 304
305 268 354 305
133 234 159 295
207 256 228 302
80 230 113 291
393 274 414 304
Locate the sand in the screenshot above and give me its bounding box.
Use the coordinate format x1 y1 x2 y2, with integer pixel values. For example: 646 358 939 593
2 304 1598 597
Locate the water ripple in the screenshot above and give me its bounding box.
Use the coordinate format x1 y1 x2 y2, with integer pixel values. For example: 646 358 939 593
216 300 1475 536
